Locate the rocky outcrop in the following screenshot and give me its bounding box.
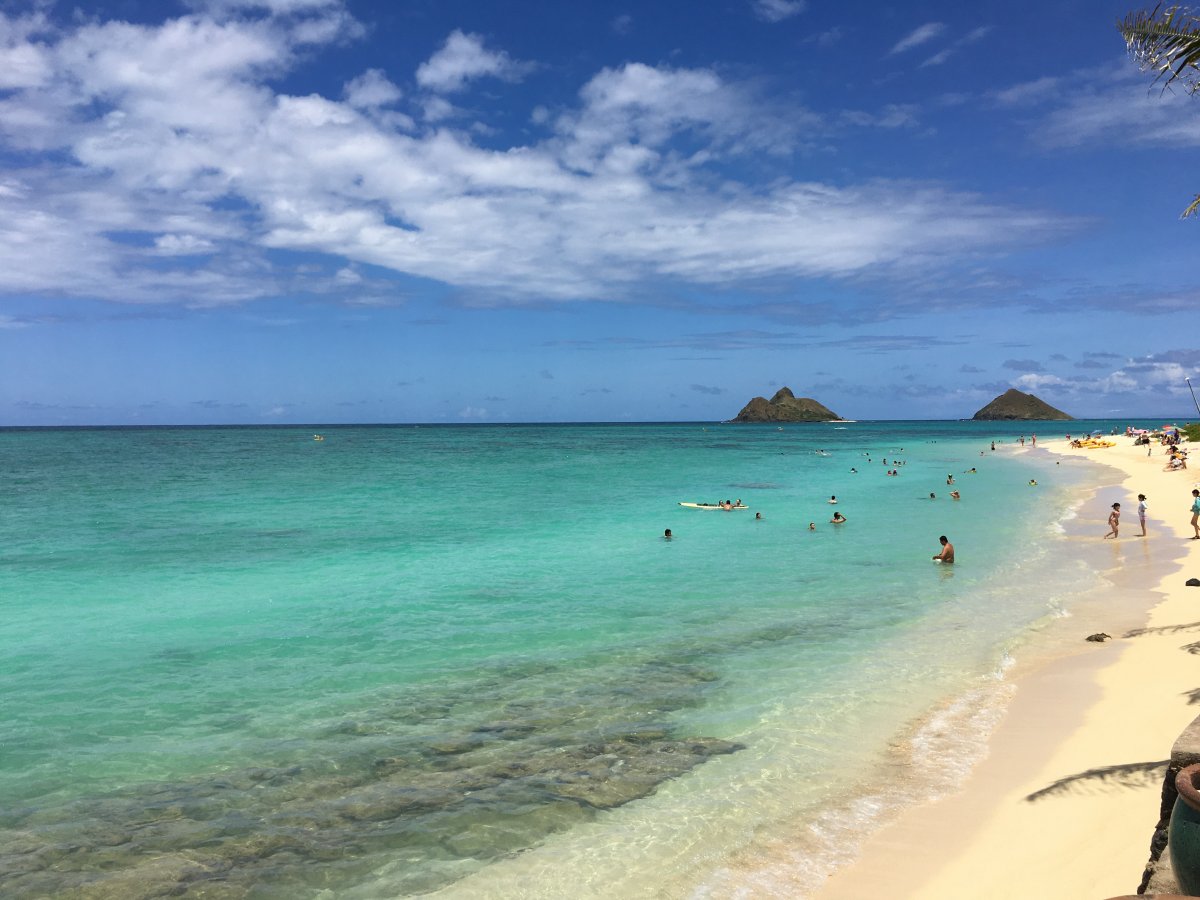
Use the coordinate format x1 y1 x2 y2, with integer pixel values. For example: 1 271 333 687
972 388 1072 421
732 387 841 423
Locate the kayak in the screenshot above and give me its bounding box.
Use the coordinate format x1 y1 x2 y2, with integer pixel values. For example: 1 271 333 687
678 502 748 509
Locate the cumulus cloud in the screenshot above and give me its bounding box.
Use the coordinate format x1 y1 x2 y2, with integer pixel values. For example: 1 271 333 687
343 68 402 108
1008 349 1199 403
0 6 1078 311
415 30 530 94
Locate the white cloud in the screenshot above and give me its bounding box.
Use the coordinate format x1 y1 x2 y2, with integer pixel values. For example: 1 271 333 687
415 30 530 94
191 0 342 14
919 25 990 68
155 234 217 255
343 68 401 108
1031 65 1200 149
890 23 945 55
751 0 806 23
0 41 51 89
0 8 1078 310
993 76 1061 107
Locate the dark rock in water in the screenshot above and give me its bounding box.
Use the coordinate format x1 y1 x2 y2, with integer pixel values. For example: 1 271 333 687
972 388 1072 421
1085 632 1112 642
1187 578 1200 587
1 653 750 899
732 387 841 423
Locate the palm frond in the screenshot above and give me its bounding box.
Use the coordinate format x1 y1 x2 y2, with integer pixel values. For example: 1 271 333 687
1119 5 1200 92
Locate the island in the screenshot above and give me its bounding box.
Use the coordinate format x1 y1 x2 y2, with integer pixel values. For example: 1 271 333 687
732 387 842 423
972 388 1073 421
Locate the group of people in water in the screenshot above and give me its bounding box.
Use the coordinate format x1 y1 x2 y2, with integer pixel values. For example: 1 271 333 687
665 451 981 564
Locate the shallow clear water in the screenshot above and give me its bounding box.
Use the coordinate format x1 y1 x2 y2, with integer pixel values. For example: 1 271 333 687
0 420 1140 897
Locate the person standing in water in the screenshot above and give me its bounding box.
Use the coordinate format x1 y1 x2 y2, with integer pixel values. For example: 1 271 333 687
932 535 954 563
1137 494 1148 537
1105 502 1121 539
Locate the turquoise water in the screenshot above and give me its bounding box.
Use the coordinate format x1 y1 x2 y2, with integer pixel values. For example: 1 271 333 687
0 421 1139 897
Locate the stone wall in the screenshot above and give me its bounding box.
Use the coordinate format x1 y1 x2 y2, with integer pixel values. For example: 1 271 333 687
1140 714 1200 893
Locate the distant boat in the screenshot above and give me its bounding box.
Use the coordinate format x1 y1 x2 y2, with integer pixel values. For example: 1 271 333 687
313 434 325 441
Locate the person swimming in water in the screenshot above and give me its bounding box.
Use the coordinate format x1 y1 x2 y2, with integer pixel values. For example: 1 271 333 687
830 512 846 524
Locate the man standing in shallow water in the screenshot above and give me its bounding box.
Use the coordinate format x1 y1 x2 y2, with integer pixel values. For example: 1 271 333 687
933 535 954 563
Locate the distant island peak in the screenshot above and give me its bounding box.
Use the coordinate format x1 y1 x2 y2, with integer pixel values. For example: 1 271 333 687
732 387 841 423
972 388 1072 421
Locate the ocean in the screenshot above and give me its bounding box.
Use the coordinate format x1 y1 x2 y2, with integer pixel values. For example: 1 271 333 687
0 420 1145 898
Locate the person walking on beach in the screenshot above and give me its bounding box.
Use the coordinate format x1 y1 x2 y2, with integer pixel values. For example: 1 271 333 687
1191 489 1200 540
1137 494 1148 537
1105 502 1121 539
933 535 954 563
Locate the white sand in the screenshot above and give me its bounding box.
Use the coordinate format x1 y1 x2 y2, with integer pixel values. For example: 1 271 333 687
817 435 1200 900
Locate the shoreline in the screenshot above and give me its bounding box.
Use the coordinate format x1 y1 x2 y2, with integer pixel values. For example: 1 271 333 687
817 434 1199 899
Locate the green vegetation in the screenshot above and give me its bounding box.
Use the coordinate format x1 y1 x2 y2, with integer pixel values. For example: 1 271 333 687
1120 6 1200 216
1182 422 1200 442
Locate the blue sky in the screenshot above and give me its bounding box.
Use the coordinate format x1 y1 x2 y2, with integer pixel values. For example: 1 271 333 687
2 0 1198 424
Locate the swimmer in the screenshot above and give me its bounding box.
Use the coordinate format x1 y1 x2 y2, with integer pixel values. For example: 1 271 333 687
950 490 960 500
946 475 955 485
1028 479 1038 486
808 522 816 530
663 528 673 540
828 495 837 504
929 492 936 500
830 512 846 524
755 512 762 520
932 535 955 563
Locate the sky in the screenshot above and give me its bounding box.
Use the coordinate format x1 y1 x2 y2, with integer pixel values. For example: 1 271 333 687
2 0 1199 425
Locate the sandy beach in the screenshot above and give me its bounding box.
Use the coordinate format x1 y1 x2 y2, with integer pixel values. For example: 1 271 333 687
818 433 1200 900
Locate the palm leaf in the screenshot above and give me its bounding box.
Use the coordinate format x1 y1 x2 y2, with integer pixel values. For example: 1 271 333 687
1119 4 1200 93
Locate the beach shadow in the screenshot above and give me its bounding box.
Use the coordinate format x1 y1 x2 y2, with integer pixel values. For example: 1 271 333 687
1024 760 1169 802
1125 621 1200 638
1184 687 1200 706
